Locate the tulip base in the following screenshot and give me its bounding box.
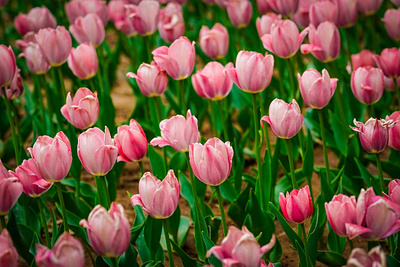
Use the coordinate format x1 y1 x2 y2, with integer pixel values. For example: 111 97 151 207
217 100 229 141
299 223 310 267
215 185 228 236
0 215 5 230
37 197 51 248
2 87 20 164
394 78 400 109
318 109 331 184
252 93 264 210
110 257 117 267
375 153 385 192
285 139 298 189
55 182 69 233
179 80 186 114
162 219 175 267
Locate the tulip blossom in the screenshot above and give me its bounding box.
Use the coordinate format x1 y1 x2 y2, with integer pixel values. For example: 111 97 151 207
279 185 313 223
350 67 384 105
191 62 233 100
344 246 386 267
357 0 382 15
19 42 50 75
225 50 274 93
78 126 118 176
387 111 400 150
393 0 400 6
333 0 358 28
261 99 304 139
35 233 85 267
199 23 229 59
385 179 400 205
325 194 357 236
131 170 180 219
67 43 99 80
309 0 337 27
268 0 299 17
292 0 317 28
151 110 200 152
1 69 24 100
0 45 16 88
70 13 105 47
14 7 57 36
65 0 109 25
126 62 168 97
114 119 148 162
207 226 276 267
158 1 184 43
131 0 160 36
112 4 138 37
383 9 400 42
373 48 400 78
351 49 376 70
0 0 8 7
256 0 272 14
0 230 18 267
80 203 131 257
61 87 99 129
152 36 195 80
256 13 282 38
0 161 23 215
226 0 253 28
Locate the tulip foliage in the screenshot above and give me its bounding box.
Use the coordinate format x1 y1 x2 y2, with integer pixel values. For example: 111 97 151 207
2 0 400 267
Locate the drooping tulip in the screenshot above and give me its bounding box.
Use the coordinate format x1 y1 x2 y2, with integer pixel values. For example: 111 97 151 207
383 9 400 42
67 43 99 80
114 119 148 162
309 0 337 27
18 42 50 75
0 160 23 215
65 0 109 25
69 13 105 47
199 23 229 59
0 45 16 88
325 194 357 236
350 67 384 105
344 246 386 267
126 62 168 97
279 185 313 223
0 230 18 267
226 0 253 28
158 1 184 43
14 7 57 36
256 13 282 38
131 0 160 36
268 0 299 17
387 111 400 150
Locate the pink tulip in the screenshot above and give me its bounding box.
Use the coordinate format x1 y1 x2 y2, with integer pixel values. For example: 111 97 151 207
14 7 57 36
150 110 200 152
126 62 168 97
350 118 396 153
190 138 234 186
70 13 105 47
1 69 24 101
207 226 276 267
65 0 109 25
80 203 130 257
351 49 376 70
131 0 160 36
0 0 8 7
386 179 400 205
215 0 228 8
191 61 233 100
298 69 337 109
67 43 99 80
131 170 180 219
225 50 274 93
0 160 23 215
152 36 195 80
269 0 299 17
357 0 382 15
344 246 386 267
113 4 138 37
0 45 16 88
279 185 313 223
0 230 18 267
350 67 384 105
292 0 317 28
35 233 85 267
256 0 272 14
383 9 400 42
393 0 400 6
261 99 304 139
114 119 148 162
333 0 358 28
19 42 50 75
35 26 72 67
325 194 357 236
256 13 282 38
78 126 118 176
61 87 99 129
28 132 72 182
159 0 187 4
387 111 400 150
199 23 229 59
309 0 337 27
262 19 309 58
11 159 53 197
158 1 184 43
108 0 127 23
226 0 253 28
373 48 400 78
346 187 400 240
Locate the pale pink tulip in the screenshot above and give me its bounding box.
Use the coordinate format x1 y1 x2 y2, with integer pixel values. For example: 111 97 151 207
108 0 128 23
14 7 57 36
0 45 16 88
325 194 357 236
0 230 18 267
333 0 358 28
351 49 376 70
345 246 386 267
383 9 400 42
387 111 400 151
67 43 99 80
19 42 50 75
269 0 299 17
256 0 272 14
70 13 105 47
226 0 253 28
279 185 313 223
199 23 229 59
350 67 384 105
292 0 317 28
126 62 168 97
131 0 160 36
256 13 282 38
0 160 23 215
113 4 138 36
1 69 24 100
357 0 382 15
65 0 109 25
158 1 184 43
309 0 337 27
386 179 400 205
373 48 400 78
114 119 148 162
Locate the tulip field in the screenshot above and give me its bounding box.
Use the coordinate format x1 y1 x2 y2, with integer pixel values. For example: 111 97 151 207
2 0 400 266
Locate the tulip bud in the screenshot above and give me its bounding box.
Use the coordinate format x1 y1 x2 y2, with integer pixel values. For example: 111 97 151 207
199 23 229 59
387 111 400 150
0 230 18 267
386 179 400 205
351 49 376 70
333 0 358 28
256 0 273 14
291 0 315 28
0 45 16 88
256 13 282 38
131 0 160 36
350 67 384 105
114 119 148 162
158 1 184 43
345 246 386 267
19 42 50 75
126 62 168 97
309 0 338 27
373 48 400 78
108 0 127 24
279 185 313 223
67 43 99 80
226 0 253 28
66 0 109 25
357 0 382 16
70 13 105 47
14 7 57 36
269 0 299 17
113 4 138 37
325 194 357 236
383 9 400 42
1 69 24 100
0 160 23 215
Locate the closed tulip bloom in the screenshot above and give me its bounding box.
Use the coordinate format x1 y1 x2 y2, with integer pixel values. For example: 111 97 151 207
309 0 337 27
350 118 396 153
0 45 16 88
80 203 130 257
279 185 313 223
78 126 118 176
207 226 276 267
14 7 57 36
126 62 168 97
151 110 200 152
373 48 400 78
28 132 72 182
131 170 180 219
190 137 234 186
0 230 18 267
269 0 299 17
61 87 99 129
333 0 358 28
261 99 304 139
256 13 282 38
70 13 105 47
292 0 317 28
35 26 72 67
0 161 23 215
158 1 184 43
35 233 85 267
152 36 195 80
393 0 400 5
225 50 274 93
325 194 357 236
108 0 127 23
131 0 160 36
383 9 400 42
357 0 382 15
387 111 400 150
1 69 24 100
298 69 337 109
199 23 229 59
227 0 253 28
67 43 99 80
192 62 233 100
345 246 386 267
350 67 384 105
112 4 137 36
351 49 376 70
114 119 148 162
257 0 272 14
386 179 400 205
19 43 50 75
66 0 109 25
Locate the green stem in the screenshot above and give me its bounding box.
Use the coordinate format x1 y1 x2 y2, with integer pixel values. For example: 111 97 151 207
215 186 228 236
367 104 374 118
145 36 152 63
179 80 186 114
286 58 296 100
328 61 347 131
217 100 229 141
209 100 218 137
95 176 104 206
34 75 47 127
375 153 384 193
37 198 51 247
258 93 272 159
300 223 310 267
394 78 400 109
110 257 117 267
163 219 175 267
101 175 111 209
154 97 168 173
318 109 331 184
55 182 69 232
389 235 395 255
2 87 20 164
0 215 6 230
41 75 55 135
347 237 354 251
285 139 298 189
57 67 67 101
252 93 264 210
138 161 145 176
89 78 96 92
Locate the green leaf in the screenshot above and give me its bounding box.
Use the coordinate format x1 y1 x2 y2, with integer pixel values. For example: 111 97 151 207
316 251 347 267
6 212 34 264
329 110 348 157
169 152 187 174
144 216 162 260
219 178 238 203
205 216 221 244
202 232 222 267
327 223 346 254
387 253 400 267
148 145 166 178
320 170 334 203
130 219 145 244
177 216 190 248
166 206 181 246
119 244 139 267
303 129 314 180
56 203 89 243
268 237 282 263
68 123 82 184
170 239 202 267
355 157 381 194
51 209 59 246
227 183 252 227
307 206 319 265
295 240 307 267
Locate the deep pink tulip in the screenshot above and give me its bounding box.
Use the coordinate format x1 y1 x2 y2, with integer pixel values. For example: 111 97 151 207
226 0 253 28
309 0 337 27
387 111 400 150
11 159 53 197
28 132 72 182
269 0 299 17
225 50 274 93
191 61 233 100
78 126 118 176
386 179 400 205
344 246 386 267
373 48 400 78
114 119 148 162
159 0 187 4
301 21 340 62
126 62 168 97
65 0 109 25
70 13 105 47
61 87 99 129
19 42 50 75
279 185 313 223
0 45 16 88
350 118 396 153
292 0 317 28
350 67 384 105
80 203 130 257
333 0 358 28
1 69 24 101
256 13 282 38
262 19 309 59
357 0 382 15
152 36 195 80
298 69 337 109
351 49 376 70
14 7 57 36
35 26 72 67
131 0 160 36
131 170 180 219
158 1 184 43
256 0 272 14
393 0 400 5
325 194 357 236
261 99 304 139
383 9 400 42
35 233 85 267
0 160 23 215
67 43 99 80
207 226 276 267
0 230 18 267
190 137 234 186
199 23 229 59
0 0 8 7
151 110 200 152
